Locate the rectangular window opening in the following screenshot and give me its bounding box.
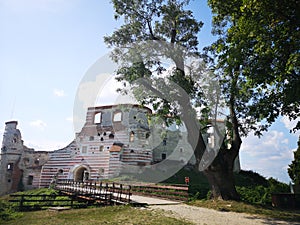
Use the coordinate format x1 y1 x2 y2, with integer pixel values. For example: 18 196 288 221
28 176 34 185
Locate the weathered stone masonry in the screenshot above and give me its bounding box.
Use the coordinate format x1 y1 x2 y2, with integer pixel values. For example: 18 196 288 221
0 104 153 195
0 104 240 196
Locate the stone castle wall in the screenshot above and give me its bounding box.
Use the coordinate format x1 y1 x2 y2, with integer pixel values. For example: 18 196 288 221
0 104 240 195
0 104 154 194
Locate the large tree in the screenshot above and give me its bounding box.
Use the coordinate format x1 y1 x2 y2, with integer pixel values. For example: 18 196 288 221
104 0 299 200
205 0 299 199
105 0 241 200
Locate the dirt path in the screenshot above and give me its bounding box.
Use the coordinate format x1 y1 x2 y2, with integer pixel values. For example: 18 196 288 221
148 204 300 225
131 195 299 225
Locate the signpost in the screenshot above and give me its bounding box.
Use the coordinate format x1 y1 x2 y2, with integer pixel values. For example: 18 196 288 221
185 177 190 185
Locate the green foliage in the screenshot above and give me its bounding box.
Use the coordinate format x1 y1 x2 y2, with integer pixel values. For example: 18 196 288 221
235 170 268 187
236 178 289 205
104 0 206 121
0 199 22 222
162 167 210 199
163 168 289 205
288 136 300 185
207 0 300 133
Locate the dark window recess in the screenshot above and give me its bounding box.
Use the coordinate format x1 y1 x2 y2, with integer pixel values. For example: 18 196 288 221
103 132 107 136
98 132 101 136
163 138 167 146
7 163 13 171
100 137 104 141
130 150 134 153
109 133 114 139
8 179 11 183
58 169 63 174
27 176 34 185
89 136 94 141
34 159 40 165
162 153 167 160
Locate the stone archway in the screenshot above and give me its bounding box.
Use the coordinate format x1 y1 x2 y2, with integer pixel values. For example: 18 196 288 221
74 165 90 182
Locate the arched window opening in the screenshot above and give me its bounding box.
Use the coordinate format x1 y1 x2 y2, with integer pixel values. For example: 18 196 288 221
129 131 135 142
109 133 115 139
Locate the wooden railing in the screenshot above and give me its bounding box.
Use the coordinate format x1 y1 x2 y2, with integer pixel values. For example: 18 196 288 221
127 183 189 201
55 180 132 205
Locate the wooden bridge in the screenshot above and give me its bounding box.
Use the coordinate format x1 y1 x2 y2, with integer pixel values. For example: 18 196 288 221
10 180 188 211
55 180 132 206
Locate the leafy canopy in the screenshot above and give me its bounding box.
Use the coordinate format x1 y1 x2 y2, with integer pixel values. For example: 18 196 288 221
207 0 300 134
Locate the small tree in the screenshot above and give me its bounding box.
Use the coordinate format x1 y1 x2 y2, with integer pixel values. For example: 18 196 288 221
288 136 300 185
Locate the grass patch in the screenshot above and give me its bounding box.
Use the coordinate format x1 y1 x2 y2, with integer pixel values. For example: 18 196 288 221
189 199 300 222
1 205 193 225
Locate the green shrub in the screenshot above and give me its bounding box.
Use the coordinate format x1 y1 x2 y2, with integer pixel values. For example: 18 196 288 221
0 199 22 221
236 177 290 205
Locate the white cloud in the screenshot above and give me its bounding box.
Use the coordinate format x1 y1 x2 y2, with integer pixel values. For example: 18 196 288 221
53 88 66 97
281 116 300 136
281 138 289 145
77 74 136 109
26 139 70 151
66 116 73 122
240 130 294 183
29 120 47 130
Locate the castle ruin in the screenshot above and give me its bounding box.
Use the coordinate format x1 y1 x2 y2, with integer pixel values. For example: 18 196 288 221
0 103 240 196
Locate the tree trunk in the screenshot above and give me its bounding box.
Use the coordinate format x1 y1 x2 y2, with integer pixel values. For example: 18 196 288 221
203 149 240 200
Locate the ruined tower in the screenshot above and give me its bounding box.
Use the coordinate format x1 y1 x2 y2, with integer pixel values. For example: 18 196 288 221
0 121 49 196
0 121 24 195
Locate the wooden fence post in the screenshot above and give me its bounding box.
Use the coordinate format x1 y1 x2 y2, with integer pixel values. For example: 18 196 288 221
20 195 24 211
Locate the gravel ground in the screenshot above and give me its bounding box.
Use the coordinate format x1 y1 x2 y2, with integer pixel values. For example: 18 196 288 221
148 204 300 225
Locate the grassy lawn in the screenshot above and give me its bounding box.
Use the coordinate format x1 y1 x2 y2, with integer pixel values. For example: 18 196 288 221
189 199 300 222
1 205 193 225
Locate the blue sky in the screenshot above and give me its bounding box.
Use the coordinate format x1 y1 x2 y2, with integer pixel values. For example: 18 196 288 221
0 0 299 184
